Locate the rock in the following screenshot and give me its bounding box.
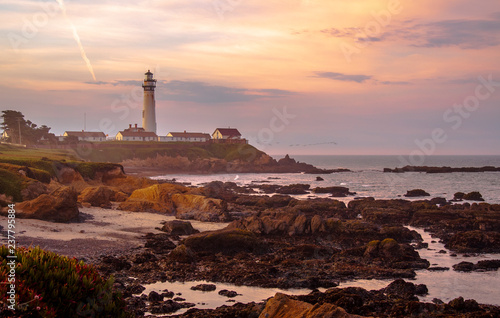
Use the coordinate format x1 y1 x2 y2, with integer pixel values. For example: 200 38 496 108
316 176 324 181
167 244 196 263
448 296 481 312
171 194 225 221
428 267 449 271
148 291 164 302
118 183 186 213
144 233 176 254
162 291 175 299
184 228 267 255
404 189 430 197
475 259 500 271
288 214 309 235
56 167 84 184
430 197 448 206
14 186 79 222
218 289 238 298
384 166 500 173
463 191 484 201
452 261 475 272
276 184 310 195
312 186 355 197
310 215 326 233
161 220 199 235
381 279 426 299
445 231 500 253
150 300 182 314
105 175 156 194
128 283 146 295
21 181 48 201
259 293 365 318
78 186 124 208
131 251 157 264
101 256 132 272
453 192 466 200
190 284 216 291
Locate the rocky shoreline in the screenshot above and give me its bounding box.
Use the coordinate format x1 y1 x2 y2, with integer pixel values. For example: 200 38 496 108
384 165 500 173
2 162 500 317
122 154 351 175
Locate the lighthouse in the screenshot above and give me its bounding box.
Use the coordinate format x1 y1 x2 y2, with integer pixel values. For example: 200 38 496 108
142 70 157 134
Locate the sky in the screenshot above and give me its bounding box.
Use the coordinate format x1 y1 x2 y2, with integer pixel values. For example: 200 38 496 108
1 0 500 155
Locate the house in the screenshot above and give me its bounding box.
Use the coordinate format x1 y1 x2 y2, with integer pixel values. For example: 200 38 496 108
115 124 157 141
1 130 10 141
164 131 211 142
63 131 106 142
212 128 242 140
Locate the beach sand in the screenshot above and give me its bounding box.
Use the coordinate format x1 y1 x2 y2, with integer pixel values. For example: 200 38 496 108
0 206 228 262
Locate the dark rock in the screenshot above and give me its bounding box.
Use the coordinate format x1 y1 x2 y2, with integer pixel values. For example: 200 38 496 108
463 191 484 201
132 251 157 264
430 197 448 206
128 283 146 295
184 228 268 255
162 291 175 299
382 279 424 300
161 220 200 235
453 261 475 272
173 297 185 301
445 231 500 253
276 184 310 195
428 267 449 271
404 189 430 197
448 296 466 310
167 244 196 263
475 259 500 271
150 300 182 314
454 192 466 200
312 186 354 197
432 298 444 304
316 176 324 181
100 255 131 271
190 284 216 291
218 289 238 297
384 166 500 173
144 233 176 254
148 291 164 302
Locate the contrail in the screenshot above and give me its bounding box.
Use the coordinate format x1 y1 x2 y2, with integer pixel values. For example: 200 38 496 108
56 0 96 81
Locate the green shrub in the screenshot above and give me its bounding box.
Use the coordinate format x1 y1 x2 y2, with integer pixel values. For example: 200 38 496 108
0 168 24 202
71 162 123 179
0 246 131 317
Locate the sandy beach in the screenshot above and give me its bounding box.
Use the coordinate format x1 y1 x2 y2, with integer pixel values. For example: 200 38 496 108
1 206 228 262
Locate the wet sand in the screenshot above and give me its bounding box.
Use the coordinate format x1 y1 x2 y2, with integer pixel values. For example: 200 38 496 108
0 206 228 263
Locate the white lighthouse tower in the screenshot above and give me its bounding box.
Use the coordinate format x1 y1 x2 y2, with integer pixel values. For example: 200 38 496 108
142 70 157 134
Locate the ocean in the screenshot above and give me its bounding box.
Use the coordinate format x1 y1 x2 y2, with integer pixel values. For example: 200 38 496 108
151 155 500 308
154 155 500 204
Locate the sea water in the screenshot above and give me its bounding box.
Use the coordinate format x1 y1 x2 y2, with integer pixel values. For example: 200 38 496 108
153 155 500 204
148 155 500 312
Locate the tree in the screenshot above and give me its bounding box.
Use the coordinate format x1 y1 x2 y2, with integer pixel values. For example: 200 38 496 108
1 110 54 145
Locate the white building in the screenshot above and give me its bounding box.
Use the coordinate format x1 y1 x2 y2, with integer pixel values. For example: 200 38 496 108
212 128 242 140
163 131 211 142
63 131 106 142
115 124 157 141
